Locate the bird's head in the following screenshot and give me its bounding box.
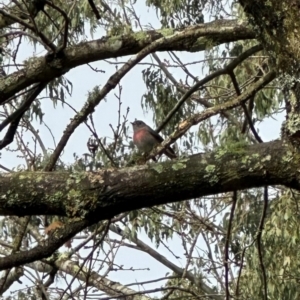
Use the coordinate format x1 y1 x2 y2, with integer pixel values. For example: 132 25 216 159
131 120 147 132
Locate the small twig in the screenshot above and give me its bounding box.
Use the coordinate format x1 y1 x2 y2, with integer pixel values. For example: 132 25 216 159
87 0 101 19
89 115 117 167
224 191 237 300
228 70 263 143
22 119 47 155
0 216 31 294
182 228 201 279
43 120 56 148
169 51 198 82
99 285 202 300
202 233 225 289
0 30 51 46
44 0 69 51
257 187 268 300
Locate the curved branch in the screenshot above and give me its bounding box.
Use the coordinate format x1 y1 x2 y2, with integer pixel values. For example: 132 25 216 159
228 70 263 143
0 19 255 103
0 82 47 149
0 219 91 271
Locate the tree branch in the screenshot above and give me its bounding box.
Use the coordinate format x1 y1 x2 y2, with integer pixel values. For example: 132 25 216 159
109 225 218 297
154 70 276 158
155 44 263 133
0 19 254 103
0 82 47 149
0 140 298 218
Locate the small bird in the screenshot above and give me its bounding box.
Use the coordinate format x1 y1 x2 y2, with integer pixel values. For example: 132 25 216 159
131 120 177 160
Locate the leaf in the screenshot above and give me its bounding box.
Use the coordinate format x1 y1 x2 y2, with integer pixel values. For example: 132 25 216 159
44 221 64 234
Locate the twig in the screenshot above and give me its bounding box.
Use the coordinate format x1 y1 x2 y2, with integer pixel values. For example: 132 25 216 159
0 30 51 46
99 285 203 300
228 70 263 143
22 120 47 155
0 83 45 132
224 191 237 300
0 82 47 150
257 187 268 300
87 0 101 19
182 228 201 279
0 164 13 172
90 115 117 167
44 0 69 51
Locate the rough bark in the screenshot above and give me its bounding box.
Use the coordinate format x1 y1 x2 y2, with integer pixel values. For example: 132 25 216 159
238 0 300 74
238 0 300 140
0 140 299 219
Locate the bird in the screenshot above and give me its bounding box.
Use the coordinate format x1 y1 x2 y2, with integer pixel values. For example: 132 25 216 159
131 120 177 160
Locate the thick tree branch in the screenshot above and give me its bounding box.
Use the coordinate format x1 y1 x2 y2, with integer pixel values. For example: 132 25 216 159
0 219 91 271
238 0 300 74
237 0 300 138
0 19 255 103
0 140 299 218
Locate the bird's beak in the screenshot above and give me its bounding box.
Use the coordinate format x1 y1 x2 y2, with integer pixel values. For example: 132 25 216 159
130 122 134 125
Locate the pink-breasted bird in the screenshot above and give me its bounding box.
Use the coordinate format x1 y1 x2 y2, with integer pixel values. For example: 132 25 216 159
131 120 177 160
